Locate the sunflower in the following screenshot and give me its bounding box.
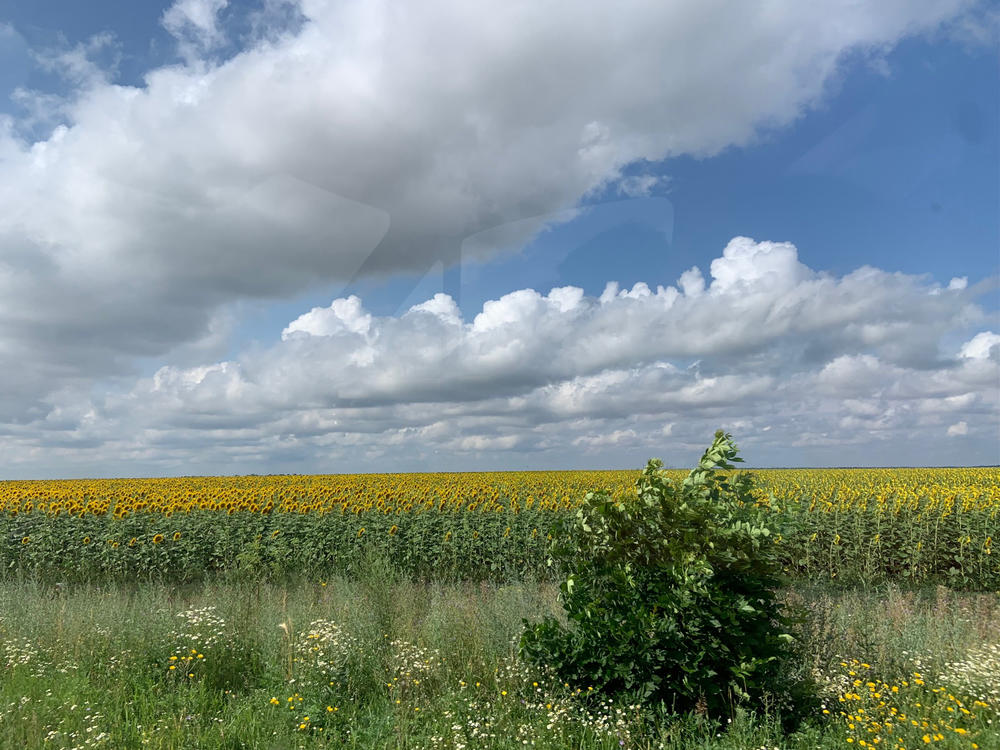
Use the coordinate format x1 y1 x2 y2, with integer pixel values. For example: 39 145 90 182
82 536 91 545
172 531 182 541
388 525 398 536
128 537 138 547
152 534 164 545
20 536 29 545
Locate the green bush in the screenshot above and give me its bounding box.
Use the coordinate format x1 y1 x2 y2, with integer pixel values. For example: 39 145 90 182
520 431 806 718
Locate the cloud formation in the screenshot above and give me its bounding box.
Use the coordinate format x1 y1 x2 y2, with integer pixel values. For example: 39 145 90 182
0 1 994 474
4 238 996 475
0 0 980 422
162 0 231 61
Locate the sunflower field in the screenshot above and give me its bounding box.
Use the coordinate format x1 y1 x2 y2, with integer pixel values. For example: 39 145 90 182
0 467 997 587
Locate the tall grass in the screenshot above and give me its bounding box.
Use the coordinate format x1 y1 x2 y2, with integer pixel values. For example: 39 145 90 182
0 574 997 749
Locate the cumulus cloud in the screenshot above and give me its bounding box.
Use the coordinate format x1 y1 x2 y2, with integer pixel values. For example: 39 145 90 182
3 237 993 475
283 296 374 339
149 236 978 417
960 331 1000 360
0 1 994 473
0 0 979 425
949 277 969 290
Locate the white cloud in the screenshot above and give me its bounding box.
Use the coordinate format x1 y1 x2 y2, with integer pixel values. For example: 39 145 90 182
573 430 639 448
246 235 980 411
949 276 969 290
28 32 120 90
1 237 991 475
678 267 705 297
282 296 373 339
710 237 813 293
616 174 664 197
960 331 1000 359
407 293 463 324
0 1 993 473
0 0 977 425
162 0 230 59
947 421 969 436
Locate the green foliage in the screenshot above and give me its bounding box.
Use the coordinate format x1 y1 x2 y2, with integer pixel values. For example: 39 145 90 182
1 468 996 590
0 577 998 749
0 508 554 584
772 503 1000 591
520 431 803 717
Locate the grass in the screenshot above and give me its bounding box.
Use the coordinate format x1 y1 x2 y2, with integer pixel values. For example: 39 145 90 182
0 572 997 749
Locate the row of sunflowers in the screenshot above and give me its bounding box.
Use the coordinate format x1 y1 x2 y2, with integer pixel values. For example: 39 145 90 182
1 467 997 587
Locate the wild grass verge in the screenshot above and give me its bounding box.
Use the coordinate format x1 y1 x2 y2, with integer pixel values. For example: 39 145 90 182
0 574 997 749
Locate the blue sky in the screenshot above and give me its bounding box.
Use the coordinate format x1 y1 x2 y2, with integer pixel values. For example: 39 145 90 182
0 0 996 476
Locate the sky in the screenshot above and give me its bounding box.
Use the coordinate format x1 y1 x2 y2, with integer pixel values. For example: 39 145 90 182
0 0 997 478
